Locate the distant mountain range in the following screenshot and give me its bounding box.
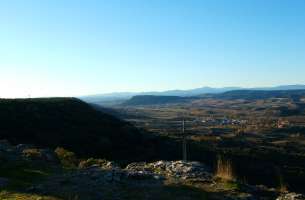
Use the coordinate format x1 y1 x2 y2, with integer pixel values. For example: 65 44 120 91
207 89 305 101
80 85 305 105
122 95 199 106
122 89 305 106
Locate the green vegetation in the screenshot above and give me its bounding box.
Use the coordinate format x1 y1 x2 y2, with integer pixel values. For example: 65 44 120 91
222 181 241 191
78 158 109 169
55 147 78 168
0 161 52 190
0 142 213 200
0 191 62 200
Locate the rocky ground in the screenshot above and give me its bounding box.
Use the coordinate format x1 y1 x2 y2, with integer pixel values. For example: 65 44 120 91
0 140 304 200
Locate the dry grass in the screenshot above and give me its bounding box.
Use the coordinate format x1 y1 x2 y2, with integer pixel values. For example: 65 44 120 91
0 191 62 200
54 147 78 168
277 168 288 193
22 148 42 158
215 155 235 181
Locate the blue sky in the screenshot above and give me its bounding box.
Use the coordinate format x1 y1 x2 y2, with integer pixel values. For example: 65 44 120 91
1 0 305 97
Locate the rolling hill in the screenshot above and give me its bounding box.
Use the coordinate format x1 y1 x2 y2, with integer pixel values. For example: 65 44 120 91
120 89 305 106
208 89 305 100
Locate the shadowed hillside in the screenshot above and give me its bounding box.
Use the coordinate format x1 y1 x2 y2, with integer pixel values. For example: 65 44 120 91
0 98 179 162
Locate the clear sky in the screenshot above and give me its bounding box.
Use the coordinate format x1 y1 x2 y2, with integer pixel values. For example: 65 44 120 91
1 0 305 98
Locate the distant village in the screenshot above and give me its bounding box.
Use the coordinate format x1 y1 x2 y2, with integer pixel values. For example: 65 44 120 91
199 117 247 126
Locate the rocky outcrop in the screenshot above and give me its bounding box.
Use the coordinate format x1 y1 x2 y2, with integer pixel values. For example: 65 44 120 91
126 160 212 182
0 140 58 163
276 193 305 200
1 140 304 200
22 148 59 163
79 158 119 170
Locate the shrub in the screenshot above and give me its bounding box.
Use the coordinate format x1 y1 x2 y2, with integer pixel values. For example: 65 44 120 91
78 158 117 169
54 147 78 168
22 148 42 159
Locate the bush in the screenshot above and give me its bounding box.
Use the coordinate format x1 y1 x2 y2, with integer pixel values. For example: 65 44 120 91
54 147 78 168
78 158 117 169
22 148 42 159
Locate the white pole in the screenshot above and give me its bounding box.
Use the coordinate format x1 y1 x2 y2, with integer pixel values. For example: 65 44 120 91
182 117 187 161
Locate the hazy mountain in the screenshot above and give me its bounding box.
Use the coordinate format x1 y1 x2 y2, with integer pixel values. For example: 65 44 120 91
80 87 241 104
121 89 305 106
142 86 241 96
256 84 305 91
208 89 305 100
80 84 305 105
122 95 198 106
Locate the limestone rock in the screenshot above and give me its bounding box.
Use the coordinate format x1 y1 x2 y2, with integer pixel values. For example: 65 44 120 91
126 160 211 182
79 158 119 170
276 193 305 200
22 148 58 163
